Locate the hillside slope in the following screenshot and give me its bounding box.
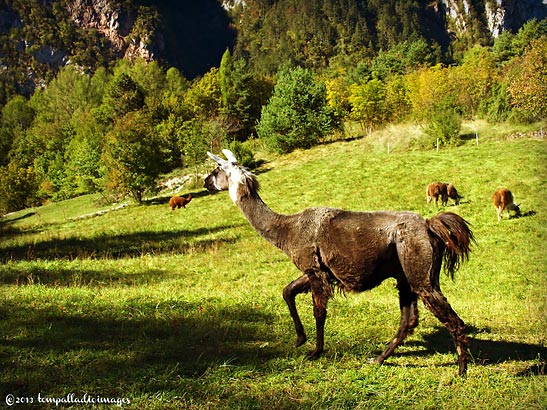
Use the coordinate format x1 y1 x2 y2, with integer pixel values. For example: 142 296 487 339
1 135 546 408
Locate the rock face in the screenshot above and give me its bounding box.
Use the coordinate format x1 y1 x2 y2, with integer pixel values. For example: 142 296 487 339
440 0 547 38
65 0 158 61
62 0 232 77
66 0 130 52
499 0 547 33
4 0 545 69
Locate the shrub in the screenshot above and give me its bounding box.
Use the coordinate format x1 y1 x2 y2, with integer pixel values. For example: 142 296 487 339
227 140 255 168
0 163 39 214
102 111 166 203
424 98 462 146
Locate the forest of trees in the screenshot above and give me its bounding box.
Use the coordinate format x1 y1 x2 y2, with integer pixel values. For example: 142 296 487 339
0 1 546 213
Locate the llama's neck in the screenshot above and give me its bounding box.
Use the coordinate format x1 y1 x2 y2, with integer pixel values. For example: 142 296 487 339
235 188 289 251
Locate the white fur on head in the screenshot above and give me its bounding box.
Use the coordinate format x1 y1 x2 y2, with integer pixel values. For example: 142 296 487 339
207 150 244 203
222 149 238 164
207 151 227 167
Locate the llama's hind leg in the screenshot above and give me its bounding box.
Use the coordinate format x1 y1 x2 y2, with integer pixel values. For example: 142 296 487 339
283 275 310 348
374 282 419 365
419 288 468 376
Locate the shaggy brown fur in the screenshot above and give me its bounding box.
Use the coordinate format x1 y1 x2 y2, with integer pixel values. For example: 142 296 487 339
492 188 520 221
169 194 192 210
426 182 461 206
207 150 475 376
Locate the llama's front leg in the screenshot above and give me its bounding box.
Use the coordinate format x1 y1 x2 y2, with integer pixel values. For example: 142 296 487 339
307 275 329 359
374 287 418 365
283 275 310 348
442 194 448 206
307 291 327 359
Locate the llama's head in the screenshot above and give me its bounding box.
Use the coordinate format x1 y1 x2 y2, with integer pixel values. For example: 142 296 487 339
204 167 229 192
206 149 259 203
512 202 521 217
447 184 462 205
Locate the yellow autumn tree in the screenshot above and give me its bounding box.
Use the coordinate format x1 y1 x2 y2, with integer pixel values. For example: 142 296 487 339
453 45 498 117
405 64 451 121
183 68 222 119
508 36 547 121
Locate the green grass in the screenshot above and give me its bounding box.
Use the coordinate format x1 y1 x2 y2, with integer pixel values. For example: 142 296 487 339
1 123 546 409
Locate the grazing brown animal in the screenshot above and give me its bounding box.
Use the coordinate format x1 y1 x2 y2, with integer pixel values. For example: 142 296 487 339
169 193 192 210
426 182 462 206
492 188 520 221
207 149 475 376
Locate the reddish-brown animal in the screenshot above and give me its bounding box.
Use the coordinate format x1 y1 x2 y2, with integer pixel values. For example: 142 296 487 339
426 182 461 206
492 188 520 221
169 193 192 210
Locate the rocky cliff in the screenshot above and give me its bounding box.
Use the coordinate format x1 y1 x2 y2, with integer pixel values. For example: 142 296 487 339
65 0 158 62
62 0 234 76
0 0 233 93
441 0 547 38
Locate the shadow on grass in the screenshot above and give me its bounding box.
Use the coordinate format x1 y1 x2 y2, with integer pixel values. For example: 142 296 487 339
0 211 36 237
0 224 243 264
0 210 36 226
389 326 546 374
460 133 479 142
0 298 284 397
517 210 537 218
0 266 170 286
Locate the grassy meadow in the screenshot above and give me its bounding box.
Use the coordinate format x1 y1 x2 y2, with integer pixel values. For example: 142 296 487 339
1 122 546 409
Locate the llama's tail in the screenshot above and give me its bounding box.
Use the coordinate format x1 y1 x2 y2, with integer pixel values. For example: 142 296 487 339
427 212 475 279
185 193 192 203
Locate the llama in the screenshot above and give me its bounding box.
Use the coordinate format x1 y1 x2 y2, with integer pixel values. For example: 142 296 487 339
426 182 462 206
169 193 192 210
207 149 475 376
492 188 520 221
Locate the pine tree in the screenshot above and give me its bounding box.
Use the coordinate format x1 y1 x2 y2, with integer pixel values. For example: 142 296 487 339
257 66 338 153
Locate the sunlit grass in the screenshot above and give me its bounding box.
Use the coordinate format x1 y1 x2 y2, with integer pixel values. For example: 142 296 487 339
1 124 546 408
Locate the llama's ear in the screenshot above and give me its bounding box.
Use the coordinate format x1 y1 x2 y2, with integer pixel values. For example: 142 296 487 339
222 149 238 164
207 151 226 167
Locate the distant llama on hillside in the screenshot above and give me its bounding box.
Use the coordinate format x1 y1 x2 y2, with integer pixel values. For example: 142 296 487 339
169 194 192 210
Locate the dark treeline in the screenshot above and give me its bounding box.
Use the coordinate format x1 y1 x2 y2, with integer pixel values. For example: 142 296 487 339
0 1 546 213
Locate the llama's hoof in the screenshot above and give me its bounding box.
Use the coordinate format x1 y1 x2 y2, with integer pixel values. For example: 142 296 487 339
306 351 321 360
369 356 383 365
295 335 307 347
